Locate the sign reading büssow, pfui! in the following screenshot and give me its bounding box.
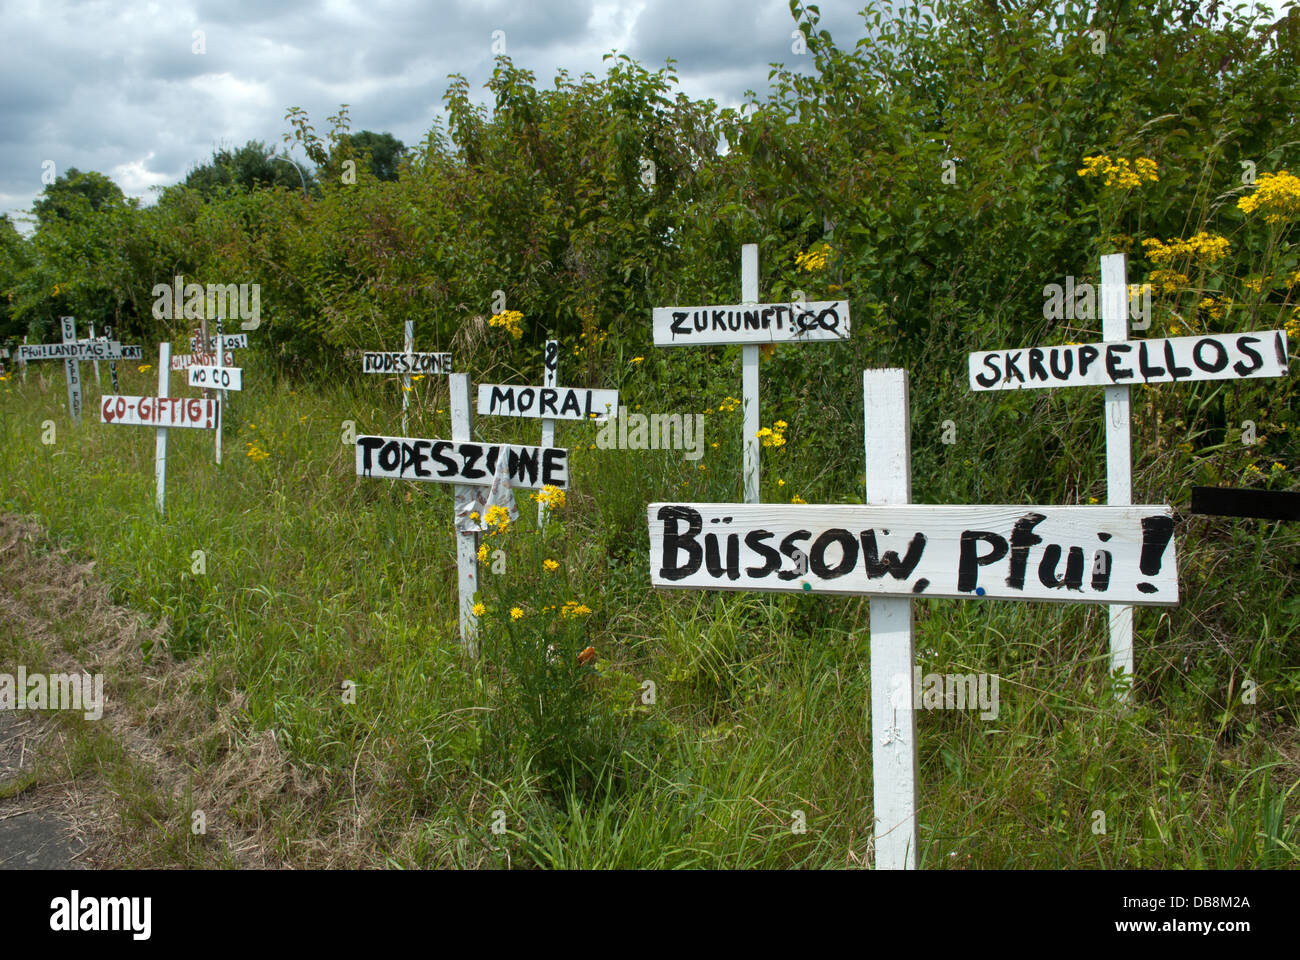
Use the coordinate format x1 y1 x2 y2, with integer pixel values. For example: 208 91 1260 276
648 504 1177 605
969 331 1288 390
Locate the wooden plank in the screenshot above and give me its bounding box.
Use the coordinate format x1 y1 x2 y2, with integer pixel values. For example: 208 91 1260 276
1101 254 1134 694
539 339 558 526
1190 487 1300 522
171 352 233 371
16 341 121 361
361 351 452 374
355 435 569 490
864 369 917 870
100 395 220 429
402 320 413 434
88 323 101 387
155 344 170 514
968 330 1289 390
646 503 1178 605
742 244 760 504
652 300 851 346
476 384 618 421
187 365 243 391
450 373 480 654
190 333 249 351
60 317 81 422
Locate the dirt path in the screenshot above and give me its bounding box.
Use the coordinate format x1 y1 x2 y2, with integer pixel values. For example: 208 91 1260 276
0 513 288 869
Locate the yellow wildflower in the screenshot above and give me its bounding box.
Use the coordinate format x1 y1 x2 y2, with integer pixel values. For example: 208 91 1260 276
1078 155 1158 189
529 484 566 509
472 602 486 616
1237 170 1300 224
559 600 592 619
1143 233 1230 266
488 309 525 338
510 607 524 621
484 504 512 534
543 559 559 572
477 544 489 563
137 364 152 373
791 495 807 504
795 243 831 272
630 356 644 364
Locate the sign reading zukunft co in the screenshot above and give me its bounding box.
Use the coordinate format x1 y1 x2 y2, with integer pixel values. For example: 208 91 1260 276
355 435 569 490
969 331 1288 390
652 300 850 346
648 503 1177 606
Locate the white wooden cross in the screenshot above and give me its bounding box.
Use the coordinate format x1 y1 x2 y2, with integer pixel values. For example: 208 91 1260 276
188 320 245 465
354 373 571 654
648 368 1179 869
476 346 617 525
652 243 851 503
969 252 1290 695
14 316 125 421
100 342 220 515
360 322 451 435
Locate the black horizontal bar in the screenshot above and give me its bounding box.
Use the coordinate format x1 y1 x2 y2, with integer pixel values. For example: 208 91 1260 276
1190 486 1300 522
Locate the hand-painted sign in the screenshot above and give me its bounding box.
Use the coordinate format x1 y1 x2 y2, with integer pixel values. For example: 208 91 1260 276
355 435 568 490
969 331 1289 391
17 341 122 361
648 503 1177 605
188 365 243 391
477 384 619 421
653 300 850 346
190 333 249 352
100 395 219 430
362 351 453 374
171 352 234 371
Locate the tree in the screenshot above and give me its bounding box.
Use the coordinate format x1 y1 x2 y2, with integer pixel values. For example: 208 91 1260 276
32 168 127 226
179 140 318 199
344 131 407 181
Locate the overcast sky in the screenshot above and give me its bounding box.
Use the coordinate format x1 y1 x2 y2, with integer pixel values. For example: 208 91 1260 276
0 0 872 228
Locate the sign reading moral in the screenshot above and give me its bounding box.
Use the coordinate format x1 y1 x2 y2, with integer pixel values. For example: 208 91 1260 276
970 331 1289 390
476 383 618 421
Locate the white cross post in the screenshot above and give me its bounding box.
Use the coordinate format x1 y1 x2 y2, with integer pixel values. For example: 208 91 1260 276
403 320 414 434
360 328 450 426
539 339 558 526
475 364 618 470
88 322 101 387
968 252 1291 699
60 316 81 422
652 244 851 504
648 367 1180 869
100 342 220 515
353 373 572 654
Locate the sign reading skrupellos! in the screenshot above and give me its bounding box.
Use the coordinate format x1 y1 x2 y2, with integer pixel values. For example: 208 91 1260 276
652 299 850 346
648 503 1177 605
969 331 1289 390
355 436 569 490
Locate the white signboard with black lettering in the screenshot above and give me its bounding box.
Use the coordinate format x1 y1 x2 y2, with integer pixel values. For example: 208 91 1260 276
648 503 1176 605
970 330 1289 390
362 351 452 374
652 300 850 346
648 368 1181 872
190 333 249 352
652 245 851 504
476 383 618 421
356 436 568 490
171 352 234 371
188 364 243 391
18 340 121 361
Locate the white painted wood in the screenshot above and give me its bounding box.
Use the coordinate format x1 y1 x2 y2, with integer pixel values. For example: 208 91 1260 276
540 339 558 526
653 300 851 346
402 320 413 434
88 323 101 386
104 325 120 394
191 333 248 351
968 330 1289 390
59 317 81 422
21 336 27 383
1101 253 1134 697
16 341 121 361
476 384 619 421
170 352 233 371
864 368 917 870
742 243 760 505
646 502 1178 605
155 344 170 515
356 435 569 489
450 372 480 654
187 365 243 391
100 395 219 429
214 319 225 465
361 351 452 374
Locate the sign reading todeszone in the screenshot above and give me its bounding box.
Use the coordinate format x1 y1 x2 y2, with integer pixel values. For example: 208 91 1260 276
100 395 219 429
362 352 452 374
648 502 1178 605
969 331 1289 391
477 384 618 421
356 435 569 490
188 365 243 391
653 300 850 346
